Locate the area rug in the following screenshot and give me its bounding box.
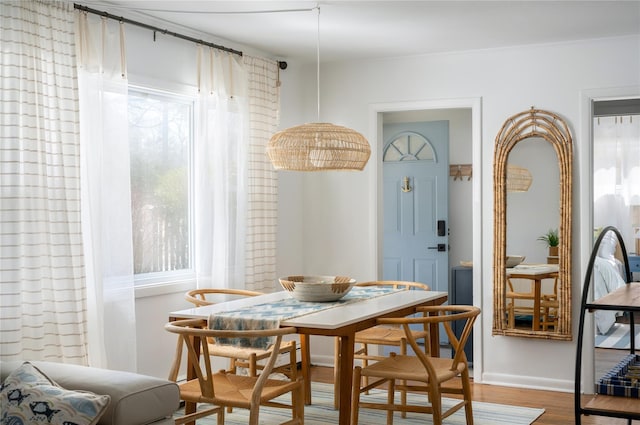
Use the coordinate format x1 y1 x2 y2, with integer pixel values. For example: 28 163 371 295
595 323 640 349
178 381 545 424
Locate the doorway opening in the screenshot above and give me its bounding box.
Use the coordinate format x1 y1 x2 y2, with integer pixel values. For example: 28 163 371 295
591 97 640 384
368 97 482 379
592 98 640 255
579 87 640 394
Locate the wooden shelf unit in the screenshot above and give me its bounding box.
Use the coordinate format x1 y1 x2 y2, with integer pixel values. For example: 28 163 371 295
583 393 640 419
586 282 640 312
580 282 640 422
575 227 640 425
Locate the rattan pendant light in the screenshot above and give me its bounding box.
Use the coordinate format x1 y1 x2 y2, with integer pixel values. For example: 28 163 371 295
506 164 533 192
267 7 370 171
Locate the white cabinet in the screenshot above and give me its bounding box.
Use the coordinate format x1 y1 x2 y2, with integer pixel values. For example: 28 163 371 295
450 266 473 363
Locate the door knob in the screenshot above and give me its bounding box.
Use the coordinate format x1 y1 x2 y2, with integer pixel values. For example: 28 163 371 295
428 244 447 252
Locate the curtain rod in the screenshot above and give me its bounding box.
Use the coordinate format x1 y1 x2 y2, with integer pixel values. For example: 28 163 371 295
73 3 243 57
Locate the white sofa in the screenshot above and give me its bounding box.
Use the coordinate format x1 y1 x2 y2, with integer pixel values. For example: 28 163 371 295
0 360 179 425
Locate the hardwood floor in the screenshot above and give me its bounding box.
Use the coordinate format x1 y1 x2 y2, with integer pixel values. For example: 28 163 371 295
310 348 633 424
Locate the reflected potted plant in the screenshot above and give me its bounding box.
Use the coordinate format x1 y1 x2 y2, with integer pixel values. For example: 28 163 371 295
538 228 559 257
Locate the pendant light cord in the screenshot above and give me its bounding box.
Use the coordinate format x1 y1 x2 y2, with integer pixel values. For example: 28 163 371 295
316 5 321 122
266 5 371 171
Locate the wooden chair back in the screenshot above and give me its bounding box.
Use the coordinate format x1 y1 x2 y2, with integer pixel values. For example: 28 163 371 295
378 305 479 369
351 305 481 425
184 288 262 307
165 318 303 425
356 281 432 345
506 278 536 299
357 280 430 291
183 290 297 381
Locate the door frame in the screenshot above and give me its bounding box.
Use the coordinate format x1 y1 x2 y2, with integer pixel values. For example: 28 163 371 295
368 97 483 380
578 86 640 392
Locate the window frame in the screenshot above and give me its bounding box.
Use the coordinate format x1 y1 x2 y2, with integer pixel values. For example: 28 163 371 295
127 84 197 290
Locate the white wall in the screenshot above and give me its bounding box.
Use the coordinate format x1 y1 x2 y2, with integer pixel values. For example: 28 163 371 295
276 36 640 390
120 12 640 391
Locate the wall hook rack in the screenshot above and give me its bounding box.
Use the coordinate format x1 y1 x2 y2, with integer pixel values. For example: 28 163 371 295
450 164 472 181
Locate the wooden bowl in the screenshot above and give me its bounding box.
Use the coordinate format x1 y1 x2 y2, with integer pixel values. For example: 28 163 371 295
279 275 356 302
506 255 526 268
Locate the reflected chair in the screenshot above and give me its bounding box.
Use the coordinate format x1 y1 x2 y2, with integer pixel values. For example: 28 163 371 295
184 288 298 378
505 278 536 329
540 277 559 331
166 318 304 425
506 277 558 331
350 305 480 425
540 298 559 331
333 281 431 411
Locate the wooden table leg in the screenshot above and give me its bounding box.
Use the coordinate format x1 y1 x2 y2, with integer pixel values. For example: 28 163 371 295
333 337 341 409
533 279 542 331
300 334 312 405
337 333 355 425
184 334 200 425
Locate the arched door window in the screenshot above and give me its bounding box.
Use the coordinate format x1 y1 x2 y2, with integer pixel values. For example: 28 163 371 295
383 131 436 162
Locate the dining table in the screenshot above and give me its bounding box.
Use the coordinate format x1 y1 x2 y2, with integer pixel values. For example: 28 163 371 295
168 286 448 425
506 264 559 331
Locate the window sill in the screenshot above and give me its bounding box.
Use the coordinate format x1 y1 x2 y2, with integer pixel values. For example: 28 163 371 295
134 279 195 299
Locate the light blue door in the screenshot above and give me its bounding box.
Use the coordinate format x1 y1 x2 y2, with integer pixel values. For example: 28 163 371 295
383 121 449 290
382 121 449 342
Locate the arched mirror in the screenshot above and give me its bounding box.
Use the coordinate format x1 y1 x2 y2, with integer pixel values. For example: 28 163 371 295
493 107 573 340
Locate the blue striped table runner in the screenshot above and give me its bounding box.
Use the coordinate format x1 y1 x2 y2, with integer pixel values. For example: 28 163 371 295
209 286 399 348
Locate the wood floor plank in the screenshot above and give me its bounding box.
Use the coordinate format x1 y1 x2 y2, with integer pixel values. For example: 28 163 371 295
310 348 635 424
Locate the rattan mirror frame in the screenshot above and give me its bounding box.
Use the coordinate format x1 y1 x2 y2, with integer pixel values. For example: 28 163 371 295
493 107 573 340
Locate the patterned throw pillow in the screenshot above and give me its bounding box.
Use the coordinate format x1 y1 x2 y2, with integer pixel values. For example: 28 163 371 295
0 362 110 425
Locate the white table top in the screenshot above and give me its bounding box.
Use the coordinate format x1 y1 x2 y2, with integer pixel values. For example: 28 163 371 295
507 263 559 276
170 289 448 330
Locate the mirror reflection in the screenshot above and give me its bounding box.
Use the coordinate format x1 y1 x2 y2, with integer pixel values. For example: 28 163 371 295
493 108 573 340
593 107 640 267
505 138 560 331
592 228 629 336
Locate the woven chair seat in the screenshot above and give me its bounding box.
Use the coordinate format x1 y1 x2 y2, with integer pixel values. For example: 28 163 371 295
506 290 536 299
360 355 464 384
207 340 295 358
179 371 301 408
206 340 297 376
354 326 429 346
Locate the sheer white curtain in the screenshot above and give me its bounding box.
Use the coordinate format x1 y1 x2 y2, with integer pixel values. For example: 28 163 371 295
593 115 640 252
243 56 280 292
75 11 137 371
195 47 251 290
0 1 88 363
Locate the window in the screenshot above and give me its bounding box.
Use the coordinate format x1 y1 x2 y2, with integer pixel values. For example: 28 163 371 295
383 131 435 162
128 88 193 278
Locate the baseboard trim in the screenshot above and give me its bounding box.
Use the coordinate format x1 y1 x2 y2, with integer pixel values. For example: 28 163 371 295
311 354 336 368
481 372 573 393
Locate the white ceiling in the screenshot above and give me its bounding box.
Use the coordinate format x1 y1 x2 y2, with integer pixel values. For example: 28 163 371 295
87 1 640 64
